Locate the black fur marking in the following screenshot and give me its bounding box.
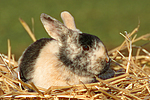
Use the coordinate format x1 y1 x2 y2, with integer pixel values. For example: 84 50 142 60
59 49 73 67
79 33 101 48
43 15 54 22
19 38 52 82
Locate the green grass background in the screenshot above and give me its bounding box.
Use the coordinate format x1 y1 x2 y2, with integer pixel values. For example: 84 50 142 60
0 1 150 60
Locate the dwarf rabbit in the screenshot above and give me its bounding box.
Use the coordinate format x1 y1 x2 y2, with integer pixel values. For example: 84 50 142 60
18 11 113 89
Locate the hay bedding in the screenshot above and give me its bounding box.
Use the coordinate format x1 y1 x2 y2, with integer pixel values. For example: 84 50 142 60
0 21 150 100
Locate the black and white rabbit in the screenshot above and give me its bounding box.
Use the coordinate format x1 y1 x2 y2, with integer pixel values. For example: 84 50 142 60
18 11 113 89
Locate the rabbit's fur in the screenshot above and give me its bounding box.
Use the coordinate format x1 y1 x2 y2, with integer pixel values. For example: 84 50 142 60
18 11 112 89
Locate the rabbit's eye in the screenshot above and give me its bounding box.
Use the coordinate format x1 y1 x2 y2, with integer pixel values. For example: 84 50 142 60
82 45 90 51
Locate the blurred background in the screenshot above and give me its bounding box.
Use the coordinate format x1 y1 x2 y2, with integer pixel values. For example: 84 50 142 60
0 1 150 60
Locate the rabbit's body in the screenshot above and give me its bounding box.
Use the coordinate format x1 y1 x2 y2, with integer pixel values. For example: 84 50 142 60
18 11 113 89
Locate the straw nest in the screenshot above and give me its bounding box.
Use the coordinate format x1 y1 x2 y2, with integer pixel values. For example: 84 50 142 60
0 20 150 100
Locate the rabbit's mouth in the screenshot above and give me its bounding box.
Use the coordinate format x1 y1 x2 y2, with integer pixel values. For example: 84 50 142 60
88 57 111 76
98 58 115 79
100 58 111 75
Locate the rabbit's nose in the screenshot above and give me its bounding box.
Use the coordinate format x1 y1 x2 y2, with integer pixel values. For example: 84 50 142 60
105 56 111 65
107 57 111 66
105 57 110 63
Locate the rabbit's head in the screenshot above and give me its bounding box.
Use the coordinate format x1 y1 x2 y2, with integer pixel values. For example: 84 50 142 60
40 12 110 77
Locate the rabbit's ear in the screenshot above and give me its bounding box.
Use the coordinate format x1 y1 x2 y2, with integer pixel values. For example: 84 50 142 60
61 11 80 32
40 13 69 41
